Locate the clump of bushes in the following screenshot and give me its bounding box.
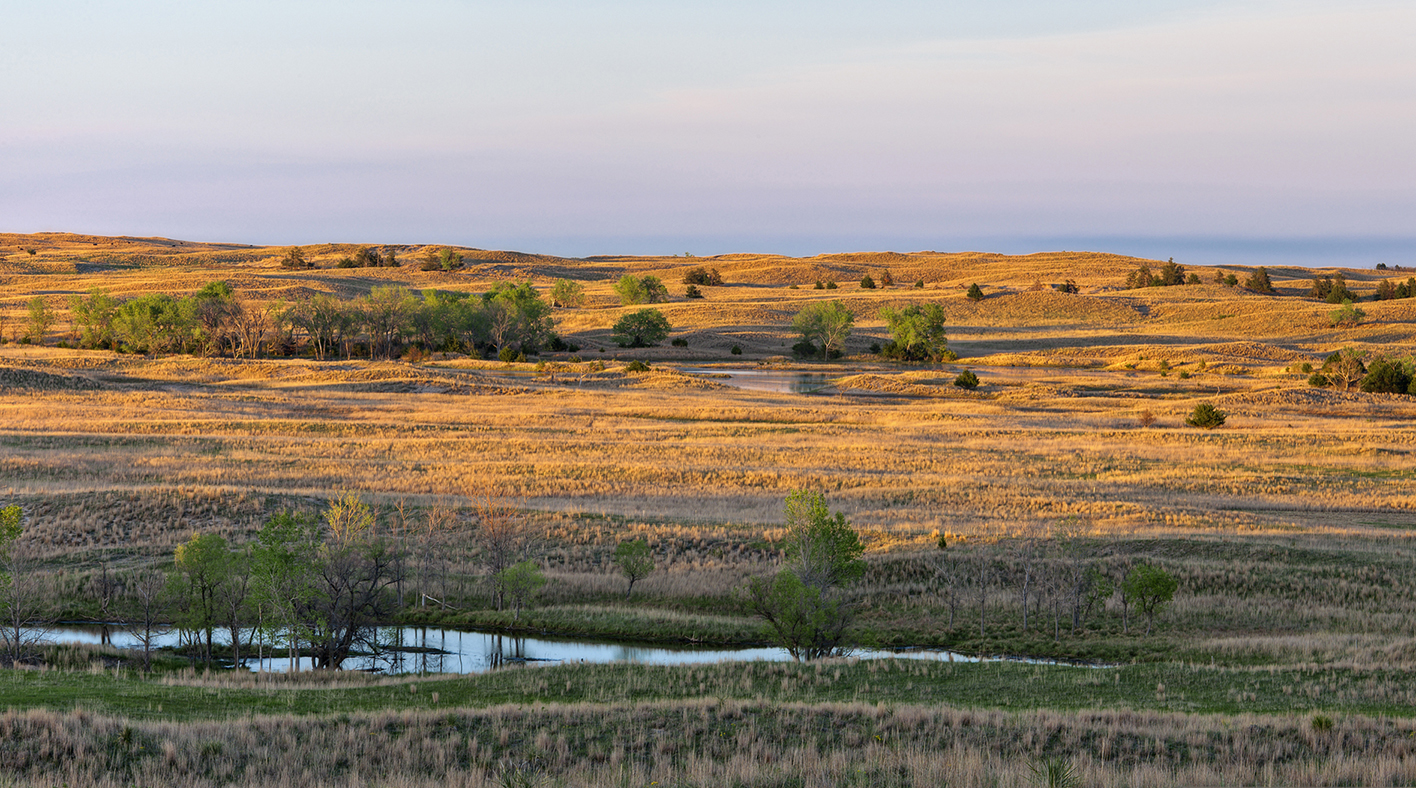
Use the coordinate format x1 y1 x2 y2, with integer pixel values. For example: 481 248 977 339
682 266 723 286
953 370 979 389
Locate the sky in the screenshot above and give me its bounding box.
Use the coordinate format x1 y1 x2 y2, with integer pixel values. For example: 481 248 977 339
2 0 1413 265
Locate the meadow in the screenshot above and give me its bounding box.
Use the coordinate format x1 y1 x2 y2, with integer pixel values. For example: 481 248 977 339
0 231 1415 785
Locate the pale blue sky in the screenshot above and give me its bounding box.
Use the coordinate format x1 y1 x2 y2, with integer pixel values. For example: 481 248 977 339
3 1 1413 264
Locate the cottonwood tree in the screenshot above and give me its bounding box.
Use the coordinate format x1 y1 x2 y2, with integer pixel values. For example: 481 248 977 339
746 490 865 660
251 511 319 671
550 279 586 308
170 532 229 667
25 297 54 345
1121 562 1178 636
217 546 254 667
612 309 671 348
792 301 854 360
878 303 949 361
613 538 655 598
497 560 546 621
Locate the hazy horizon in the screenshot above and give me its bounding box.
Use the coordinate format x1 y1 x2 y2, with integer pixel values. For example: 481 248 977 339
4 1 1412 267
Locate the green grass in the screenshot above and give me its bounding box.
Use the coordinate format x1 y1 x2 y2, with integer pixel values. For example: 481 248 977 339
8 657 1416 723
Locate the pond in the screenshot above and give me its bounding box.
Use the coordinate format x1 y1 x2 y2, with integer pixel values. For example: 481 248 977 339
47 624 1088 674
678 368 836 394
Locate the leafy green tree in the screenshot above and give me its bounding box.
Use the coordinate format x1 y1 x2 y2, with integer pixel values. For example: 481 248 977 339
1185 402 1226 429
483 281 554 355
171 533 230 667
878 303 949 361
1121 562 1177 636
362 286 417 360
113 293 198 354
68 288 120 349
289 294 357 360
792 300 853 360
614 275 668 305
746 491 865 661
24 297 54 344
612 308 671 347
613 538 655 598
550 279 586 308
251 512 319 671
497 560 546 621
613 275 646 305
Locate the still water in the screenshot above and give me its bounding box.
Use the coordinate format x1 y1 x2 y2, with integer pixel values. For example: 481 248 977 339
48 624 1062 674
679 368 835 394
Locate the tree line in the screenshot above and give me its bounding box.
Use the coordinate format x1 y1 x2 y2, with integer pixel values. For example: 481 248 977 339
56 280 563 361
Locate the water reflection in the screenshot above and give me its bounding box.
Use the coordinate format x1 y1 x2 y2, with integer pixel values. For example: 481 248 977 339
47 624 1097 674
679 368 834 394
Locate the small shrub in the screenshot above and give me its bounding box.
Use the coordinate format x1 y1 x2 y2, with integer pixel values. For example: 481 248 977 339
869 342 881 354
730 345 742 355
1178 370 1190 379
1301 362 1313 373
1185 402 1226 429
859 275 876 289
789 284 799 290
879 270 894 287
1138 410 1156 428
792 340 819 359
1312 714 1334 732
914 279 925 288
825 281 837 290
966 283 984 301
336 257 357 268
684 285 704 299
954 370 979 389
498 348 526 363
670 337 688 347
814 281 824 290
624 360 650 372
1329 299 1365 327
